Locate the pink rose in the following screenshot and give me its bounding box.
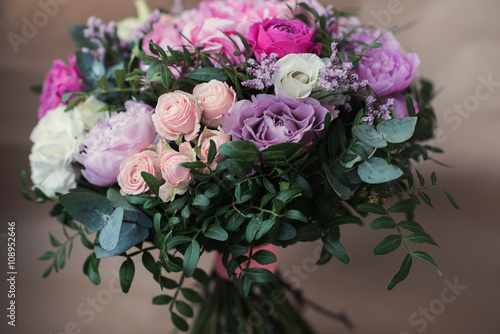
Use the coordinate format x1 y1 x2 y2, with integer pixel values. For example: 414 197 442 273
38 54 85 119
152 91 201 141
248 18 322 62
197 128 230 168
158 149 194 202
193 80 237 128
117 150 160 196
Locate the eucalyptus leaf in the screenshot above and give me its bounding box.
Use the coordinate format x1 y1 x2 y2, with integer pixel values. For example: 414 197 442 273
99 207 124 251
377 117 417 143
60 193 114 231
94 223 149 258
352 124 387 148
358 157 403 184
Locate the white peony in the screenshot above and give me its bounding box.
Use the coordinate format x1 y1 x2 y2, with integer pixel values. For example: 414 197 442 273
273 53 325 99
29 106 84 197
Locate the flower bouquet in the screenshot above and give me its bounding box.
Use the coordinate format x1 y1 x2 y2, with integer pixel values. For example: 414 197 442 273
23 0 459 332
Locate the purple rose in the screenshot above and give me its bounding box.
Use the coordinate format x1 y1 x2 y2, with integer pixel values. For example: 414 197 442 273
389 94 419 118
38 54 85 119
76 101 157 186
351 30 420 97
221 94 331 150
248 18 322 62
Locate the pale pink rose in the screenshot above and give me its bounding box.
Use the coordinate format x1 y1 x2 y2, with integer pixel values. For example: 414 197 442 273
117 150 160 196
179 142 197 161
193 80 237 128
197 128 230 168
152 91 201 141
158 149 194 202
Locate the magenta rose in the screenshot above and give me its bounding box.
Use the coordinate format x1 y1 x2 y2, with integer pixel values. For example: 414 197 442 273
248 18 322 62
76 100 157 186
38 54 85 119
221 94 331 150
350 30 420 97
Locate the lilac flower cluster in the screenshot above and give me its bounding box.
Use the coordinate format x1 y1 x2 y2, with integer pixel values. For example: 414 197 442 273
242 53 280 90
362 95 394 125
317 43 368 93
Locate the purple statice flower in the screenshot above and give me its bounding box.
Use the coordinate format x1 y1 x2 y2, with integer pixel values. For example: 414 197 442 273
242 53 280 90
83 16 118 61
317 43 368 93
221 94 333 150
76 100 157 186
362 95 395 125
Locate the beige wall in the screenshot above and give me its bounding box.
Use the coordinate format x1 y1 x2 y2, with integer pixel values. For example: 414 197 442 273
0 1 498 333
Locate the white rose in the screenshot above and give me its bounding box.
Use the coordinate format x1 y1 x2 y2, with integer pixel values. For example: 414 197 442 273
273 53 325 99
74 96 107 130
29 106 84 197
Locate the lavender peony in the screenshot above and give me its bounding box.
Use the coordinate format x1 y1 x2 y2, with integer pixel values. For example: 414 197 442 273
221 94 331 150
76 100 157 186
350 30 420 97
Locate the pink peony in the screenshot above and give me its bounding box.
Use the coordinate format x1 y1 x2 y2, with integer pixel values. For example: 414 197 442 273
38 54 85 119
248 18 322 62
193 80 237 128
152 91 201 141
117 150 160 196
76 101 157 186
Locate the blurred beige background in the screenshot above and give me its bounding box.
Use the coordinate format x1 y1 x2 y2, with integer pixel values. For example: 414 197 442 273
1 0 499 333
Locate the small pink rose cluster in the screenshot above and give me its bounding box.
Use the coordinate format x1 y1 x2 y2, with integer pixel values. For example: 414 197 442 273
118 80 234 201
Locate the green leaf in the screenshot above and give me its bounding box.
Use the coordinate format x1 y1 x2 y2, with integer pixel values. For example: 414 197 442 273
50 234 61 247
370 216 396 230
185 67 229 82
325 215 363 228
176 300 194 318
42 265 53 278
296 223 321 242
203 225 228 241
142 251 160 277
80 232 94 249
193 268 209 285
387 254 413 290
206 139 217 166
406 96 416 117
255 219 276 240
243 268 276 283
218 141 260 160
183 240 200 278
275 188 302 203
352 124 387 148
398 221 425 233
388 199 416 213
284 210 308 223
358 157 403 184
115 69 126 89
376 117 417 143
60 193 114 231
181 288 203 303
58 246 66 269
322 236 350 264
261 142 303 157
373 235 402 255
246 217 262 242
323 163 351 200
418 191 434 209
193 194 210 207
159 276 178 289
413 251 443 277
171 312 189 332
87 255 101 285
293 175 312 198
119 258 135 293
416 170 425 187
252 249 277 265
431 172 437 186
406 232 439 247
141 172 161 197
356 203 386 215
276 222 297 241
443 190 459 209
38 251 55 261
152 294 172 305
97 75 108 90
240 274 251 298
181 161 207 169
167 235 192 250
160 64 171 88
